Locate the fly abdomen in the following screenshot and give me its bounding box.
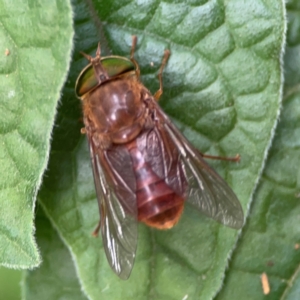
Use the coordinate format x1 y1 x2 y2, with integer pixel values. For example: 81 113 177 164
128 144 184 229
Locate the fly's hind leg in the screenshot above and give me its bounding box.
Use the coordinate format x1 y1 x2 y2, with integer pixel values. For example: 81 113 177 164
200 152 240 162
154 49 170 101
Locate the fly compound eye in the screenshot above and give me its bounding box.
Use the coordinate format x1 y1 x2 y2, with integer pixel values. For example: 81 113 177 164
75 56 136 98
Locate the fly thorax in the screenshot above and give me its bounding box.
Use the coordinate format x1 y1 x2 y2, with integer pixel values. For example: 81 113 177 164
88 79 148 144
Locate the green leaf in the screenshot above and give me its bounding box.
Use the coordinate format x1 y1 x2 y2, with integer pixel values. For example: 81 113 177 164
23 207 87 300
215 1 300 299
35 0 285 299
0 1 73 267
0 267 22 299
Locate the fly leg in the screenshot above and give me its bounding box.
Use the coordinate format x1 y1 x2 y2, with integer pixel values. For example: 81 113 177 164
92 220 101 237
130 36 140 79
130 35 170 100
154 49 171 101
200 152 240 162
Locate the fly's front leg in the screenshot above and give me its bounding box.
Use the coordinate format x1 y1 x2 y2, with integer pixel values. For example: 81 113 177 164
154 49 171 101
130 36 140 79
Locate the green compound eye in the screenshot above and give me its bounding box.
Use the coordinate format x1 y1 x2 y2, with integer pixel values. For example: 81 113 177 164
75 56 135 97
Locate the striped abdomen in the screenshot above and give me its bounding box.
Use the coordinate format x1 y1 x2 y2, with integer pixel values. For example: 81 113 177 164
128 143 185 229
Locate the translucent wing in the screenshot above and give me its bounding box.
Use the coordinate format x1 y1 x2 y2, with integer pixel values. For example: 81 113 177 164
89 139 138 279
155 106 244 229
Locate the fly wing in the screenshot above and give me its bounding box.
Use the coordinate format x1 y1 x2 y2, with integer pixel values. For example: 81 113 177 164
155 106 244 229
137 127 188 199
89 140 138 280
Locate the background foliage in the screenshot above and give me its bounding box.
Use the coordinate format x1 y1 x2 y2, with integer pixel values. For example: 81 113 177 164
1 0 299 299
